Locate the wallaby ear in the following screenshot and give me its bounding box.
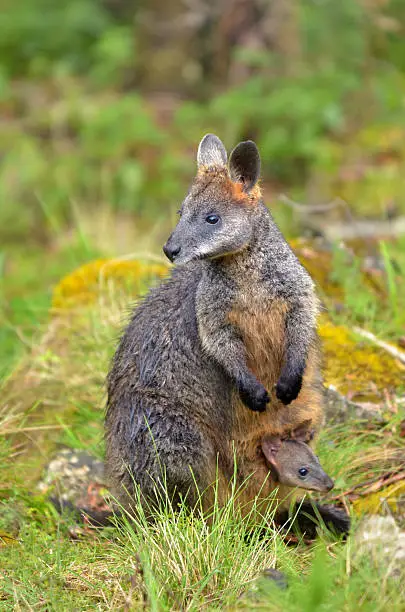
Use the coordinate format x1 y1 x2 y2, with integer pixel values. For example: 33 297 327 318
290 420 314 443
228 140 261 193
197 134 227 168
261 435 282 466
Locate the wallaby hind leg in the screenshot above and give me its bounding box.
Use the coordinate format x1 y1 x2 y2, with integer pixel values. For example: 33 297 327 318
277 501 350 539
106 404 217 514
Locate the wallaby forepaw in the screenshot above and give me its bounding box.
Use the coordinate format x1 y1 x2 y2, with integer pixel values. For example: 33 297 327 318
238 379 270 412
275 374 302 405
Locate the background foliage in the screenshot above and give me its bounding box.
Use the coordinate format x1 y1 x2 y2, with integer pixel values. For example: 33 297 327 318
1 2 405 608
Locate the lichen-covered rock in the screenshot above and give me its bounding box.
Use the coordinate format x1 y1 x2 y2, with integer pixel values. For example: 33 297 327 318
37 449 106 504
52 258 168 311
352 481 405 520
320 319 404 401
323 387 384 424
353 515 405 578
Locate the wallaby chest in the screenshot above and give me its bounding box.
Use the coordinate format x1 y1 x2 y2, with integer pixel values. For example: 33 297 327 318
228 292 288 388
227 290 322 470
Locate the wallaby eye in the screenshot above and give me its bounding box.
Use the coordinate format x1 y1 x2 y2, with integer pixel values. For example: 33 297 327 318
298 467 308 478
206 214 220 225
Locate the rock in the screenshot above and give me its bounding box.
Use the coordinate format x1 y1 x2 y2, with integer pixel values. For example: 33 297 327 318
261 568 288 590
37 449 114 523
51 259 168 312
237 567 288 605
323 386 385 424
37 449 106 501
353 515 405 578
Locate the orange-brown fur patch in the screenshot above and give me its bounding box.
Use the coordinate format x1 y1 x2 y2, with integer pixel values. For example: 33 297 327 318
196 166 261 205
225 299 323 513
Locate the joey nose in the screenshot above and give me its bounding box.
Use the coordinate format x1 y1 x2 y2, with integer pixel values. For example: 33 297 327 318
163 243 181 262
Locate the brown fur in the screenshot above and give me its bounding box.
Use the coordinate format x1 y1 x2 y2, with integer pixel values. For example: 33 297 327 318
225 297 323 515
196 166 262 206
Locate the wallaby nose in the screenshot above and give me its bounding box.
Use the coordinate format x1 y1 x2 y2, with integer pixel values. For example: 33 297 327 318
163 243 181 262
325 476 334 492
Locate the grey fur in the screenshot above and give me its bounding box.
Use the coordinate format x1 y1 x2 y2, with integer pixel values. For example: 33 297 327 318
105 133 322 514
229 140 261 191
197 133 227 168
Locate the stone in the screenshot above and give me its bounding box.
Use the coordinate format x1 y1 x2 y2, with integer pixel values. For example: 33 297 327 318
37 449 106 504
323 386 384 424
353 515 405 578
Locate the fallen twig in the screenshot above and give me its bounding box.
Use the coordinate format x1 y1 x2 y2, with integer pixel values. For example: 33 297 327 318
353 326 405 365
357 470 405 497
323 217 405 240
278 194 405 239
278 194 348 214
4 425 64 434
329 470 405 502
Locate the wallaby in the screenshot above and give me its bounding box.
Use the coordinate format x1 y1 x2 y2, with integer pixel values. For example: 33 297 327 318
261 422 334 493
105 134 349 535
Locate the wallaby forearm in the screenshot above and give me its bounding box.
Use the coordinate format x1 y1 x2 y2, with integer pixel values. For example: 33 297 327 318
199 319 269 412
196 279 250 383
276 298 317 405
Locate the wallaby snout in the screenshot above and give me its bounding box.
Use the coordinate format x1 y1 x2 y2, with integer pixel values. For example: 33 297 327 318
322 475 335 492
163 240 181 262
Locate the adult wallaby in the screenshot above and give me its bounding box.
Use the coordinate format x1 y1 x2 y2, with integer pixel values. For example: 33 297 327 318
105 134 349 535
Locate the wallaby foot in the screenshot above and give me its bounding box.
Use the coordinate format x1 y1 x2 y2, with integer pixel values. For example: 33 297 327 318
275 371 303 405
277 501 350 539
50 497 118 526
237 374 270 412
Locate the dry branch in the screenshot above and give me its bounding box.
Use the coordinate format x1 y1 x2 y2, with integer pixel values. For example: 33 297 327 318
353 327 405 365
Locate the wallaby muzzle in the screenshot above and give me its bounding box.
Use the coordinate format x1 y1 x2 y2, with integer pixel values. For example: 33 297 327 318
163 239 181 262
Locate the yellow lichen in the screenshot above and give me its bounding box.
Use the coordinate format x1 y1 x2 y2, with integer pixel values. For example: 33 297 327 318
319 318 404 400
352 480 405 517
52 258 169 311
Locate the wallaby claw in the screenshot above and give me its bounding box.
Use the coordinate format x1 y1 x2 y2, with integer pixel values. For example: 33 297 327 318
238 378 270 412
275 374 302 405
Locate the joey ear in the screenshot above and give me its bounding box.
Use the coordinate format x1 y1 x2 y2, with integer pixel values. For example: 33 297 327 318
290 420 314 443
261 435 282 466
197 134 227 168
228 140 261 192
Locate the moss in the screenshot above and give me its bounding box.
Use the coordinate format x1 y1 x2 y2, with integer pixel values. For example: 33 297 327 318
52 258 169 311
352 481 405 517
319 318 404 400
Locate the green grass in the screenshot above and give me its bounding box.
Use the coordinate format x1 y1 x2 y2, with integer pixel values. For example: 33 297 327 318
1 475 403 610
328 237 405 340
0 255 404 610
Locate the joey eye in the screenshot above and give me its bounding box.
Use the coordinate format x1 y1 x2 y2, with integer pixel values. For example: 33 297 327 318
206 214 220 225
298 467 308 478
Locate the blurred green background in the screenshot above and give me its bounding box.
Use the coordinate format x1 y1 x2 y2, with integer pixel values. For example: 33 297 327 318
1 4 405 608
1 0 405 376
